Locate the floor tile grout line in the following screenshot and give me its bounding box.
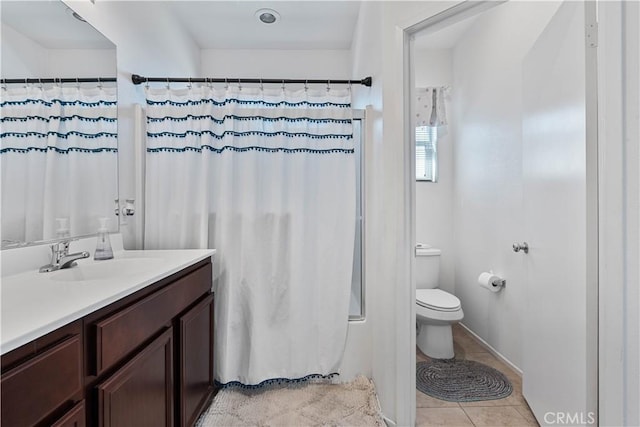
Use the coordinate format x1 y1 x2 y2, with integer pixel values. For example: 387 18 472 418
459 405 478 427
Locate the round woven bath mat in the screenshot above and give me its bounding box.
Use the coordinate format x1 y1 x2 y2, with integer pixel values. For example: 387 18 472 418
416 359 512 402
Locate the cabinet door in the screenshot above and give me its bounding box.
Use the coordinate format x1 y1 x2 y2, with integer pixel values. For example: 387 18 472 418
97 329 173 427
178 294 214 427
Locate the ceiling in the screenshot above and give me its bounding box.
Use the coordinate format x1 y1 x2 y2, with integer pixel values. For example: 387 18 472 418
166 1 362 50
1 1 114 49
2 0 472 53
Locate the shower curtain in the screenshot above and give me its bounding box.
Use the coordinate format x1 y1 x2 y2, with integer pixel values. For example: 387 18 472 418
144 85 356 386
0 84 117 243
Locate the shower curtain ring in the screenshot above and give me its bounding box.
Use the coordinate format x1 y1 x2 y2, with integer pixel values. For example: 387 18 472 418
281 79 285 92
225 78 228 90
326 80 331 92
166 78 170 90
76 77 80 89
304 80 308 92
187 78 192 89
97 77 102 89
260 79 264 91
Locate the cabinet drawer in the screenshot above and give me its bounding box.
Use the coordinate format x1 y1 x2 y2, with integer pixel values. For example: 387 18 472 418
51 401 85 427
1 335 82 427
94 263 211 374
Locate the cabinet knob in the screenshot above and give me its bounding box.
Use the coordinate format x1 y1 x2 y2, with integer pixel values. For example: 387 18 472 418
512 242 529 254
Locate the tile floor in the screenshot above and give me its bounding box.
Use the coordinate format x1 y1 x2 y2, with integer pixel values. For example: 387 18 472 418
416 325 539 427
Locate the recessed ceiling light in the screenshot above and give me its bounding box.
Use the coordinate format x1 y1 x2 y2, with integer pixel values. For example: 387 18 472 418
255 8 280 24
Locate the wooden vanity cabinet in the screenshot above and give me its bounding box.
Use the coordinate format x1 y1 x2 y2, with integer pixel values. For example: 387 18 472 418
0 320 84 427
1 258 215 427
86 259 215 427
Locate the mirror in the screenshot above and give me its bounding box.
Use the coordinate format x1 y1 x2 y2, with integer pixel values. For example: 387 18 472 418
1 1 118 248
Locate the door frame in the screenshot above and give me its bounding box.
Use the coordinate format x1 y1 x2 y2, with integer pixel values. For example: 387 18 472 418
398 1 599 425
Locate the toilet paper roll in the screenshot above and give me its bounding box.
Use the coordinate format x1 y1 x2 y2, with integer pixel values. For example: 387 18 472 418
478 272 504 293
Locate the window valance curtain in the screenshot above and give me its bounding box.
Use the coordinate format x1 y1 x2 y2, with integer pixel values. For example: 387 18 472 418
415 86 448 127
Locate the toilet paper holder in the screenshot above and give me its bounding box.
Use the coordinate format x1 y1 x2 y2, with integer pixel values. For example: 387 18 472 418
491 277 506 288
478 271 506 292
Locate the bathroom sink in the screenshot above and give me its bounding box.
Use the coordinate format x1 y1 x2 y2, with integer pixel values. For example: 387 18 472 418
49 257 164 282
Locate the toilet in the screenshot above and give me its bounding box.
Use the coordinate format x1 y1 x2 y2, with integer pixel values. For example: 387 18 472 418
415 244 463 359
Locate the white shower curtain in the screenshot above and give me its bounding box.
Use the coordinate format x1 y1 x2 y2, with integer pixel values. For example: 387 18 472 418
0 85 117 243
144 85 356 386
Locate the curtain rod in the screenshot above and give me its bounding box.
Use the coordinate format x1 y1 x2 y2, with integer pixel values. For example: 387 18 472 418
131 74 372 87
1 77 116 84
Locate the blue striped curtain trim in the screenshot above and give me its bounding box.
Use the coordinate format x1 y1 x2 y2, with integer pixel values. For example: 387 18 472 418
147 114 351 124
1 115 116 123
1 146 118 154
2 131 117 139
147 145 354 154
146 98 350 108
147 130 352 140
216 373 339 390
0 99 117 107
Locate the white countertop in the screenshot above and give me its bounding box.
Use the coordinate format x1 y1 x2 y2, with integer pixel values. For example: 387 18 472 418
1 247 215 355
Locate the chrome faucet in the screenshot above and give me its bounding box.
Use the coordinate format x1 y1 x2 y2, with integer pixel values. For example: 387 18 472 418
39 239 90 273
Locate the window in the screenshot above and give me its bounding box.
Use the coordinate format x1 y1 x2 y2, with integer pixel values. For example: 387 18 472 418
416 125 438 182
350 116 365 320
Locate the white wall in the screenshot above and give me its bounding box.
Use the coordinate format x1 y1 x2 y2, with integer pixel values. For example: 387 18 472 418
413 48 455 295
351 2 460 425
349 0 386 417
201 49 351 81
1 24 48 77
47 49 116 77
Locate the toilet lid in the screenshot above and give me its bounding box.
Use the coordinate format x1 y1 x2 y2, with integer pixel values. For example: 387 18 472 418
416 289 461 312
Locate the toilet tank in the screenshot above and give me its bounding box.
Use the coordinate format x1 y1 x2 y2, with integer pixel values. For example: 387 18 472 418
415 244 441 289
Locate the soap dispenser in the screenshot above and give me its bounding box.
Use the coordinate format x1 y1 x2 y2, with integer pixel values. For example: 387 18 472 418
94 217 114 260
55 217 70 239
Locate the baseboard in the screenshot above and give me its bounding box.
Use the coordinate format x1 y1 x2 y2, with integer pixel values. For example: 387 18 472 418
382 415 396 427
458 322 523 377
373 387 395 426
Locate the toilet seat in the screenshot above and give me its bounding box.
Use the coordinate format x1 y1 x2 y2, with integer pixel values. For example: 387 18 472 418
416 289 461 312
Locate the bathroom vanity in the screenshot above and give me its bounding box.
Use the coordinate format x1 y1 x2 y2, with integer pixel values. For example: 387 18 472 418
0 246 216 427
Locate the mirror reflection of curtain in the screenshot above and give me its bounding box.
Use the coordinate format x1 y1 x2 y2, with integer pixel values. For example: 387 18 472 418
1 85 117 244
144 85 356 386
